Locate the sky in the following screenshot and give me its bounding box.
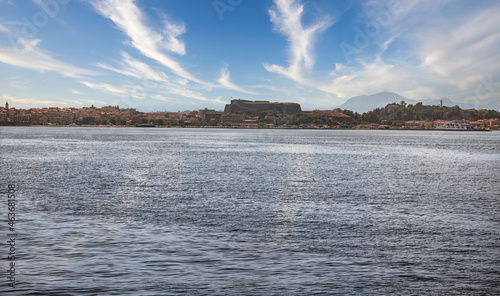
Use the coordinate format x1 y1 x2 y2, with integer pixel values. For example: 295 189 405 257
0 0 499 111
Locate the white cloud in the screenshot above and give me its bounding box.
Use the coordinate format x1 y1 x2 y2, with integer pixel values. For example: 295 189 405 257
92 0 206 85
359 0 500 101
1 94 69 108
81 81 129 95
217 65 254 94
264 0 333 83
98 51 169 82
418 6 500 91
359 0 500 103
151 81 214 102
213 97 227 104
169 87 210 102
0 37 97 79
92 0 251 104
162 21 186 55
1 94 111 109
265 0 500 105
81 77 220 104
321 57 408 98
0 24 9 33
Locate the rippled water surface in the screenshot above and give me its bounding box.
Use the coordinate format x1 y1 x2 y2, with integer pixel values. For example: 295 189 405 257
1 127 499 295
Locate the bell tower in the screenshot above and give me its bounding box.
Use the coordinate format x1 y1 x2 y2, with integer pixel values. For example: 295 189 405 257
5 101 8 110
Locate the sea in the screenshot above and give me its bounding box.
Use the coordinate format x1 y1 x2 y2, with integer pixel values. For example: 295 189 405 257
1 127 499 295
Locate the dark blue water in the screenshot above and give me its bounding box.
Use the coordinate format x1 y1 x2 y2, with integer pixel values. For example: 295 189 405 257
1 127 499 295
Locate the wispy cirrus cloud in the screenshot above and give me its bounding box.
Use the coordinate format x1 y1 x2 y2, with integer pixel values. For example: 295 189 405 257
91 0 206 85
81 81 130 95
0 36 97 79
159 14 187 56
169 87 211 102
417 4 500 90
1 93 69 107
217 65 254 94
92 0 251 101
320 57 409 98
264 0 500 106
330 0 500 102
81 77 219 104
97 51 169 82
264 0 333 83
1 93 107 109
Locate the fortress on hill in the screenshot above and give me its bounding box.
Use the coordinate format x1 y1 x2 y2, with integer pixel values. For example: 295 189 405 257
224 99 302 115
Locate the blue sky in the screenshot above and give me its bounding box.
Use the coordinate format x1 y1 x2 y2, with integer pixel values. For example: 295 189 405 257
0 0 499 111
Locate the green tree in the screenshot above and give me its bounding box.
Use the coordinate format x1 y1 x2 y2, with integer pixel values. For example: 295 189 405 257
342 109 355 118
362 111 380 123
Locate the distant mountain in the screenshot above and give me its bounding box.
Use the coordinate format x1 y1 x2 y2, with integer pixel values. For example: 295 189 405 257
339 92 407 113
421 97 500 111
424 97 455 107
338 92 500 113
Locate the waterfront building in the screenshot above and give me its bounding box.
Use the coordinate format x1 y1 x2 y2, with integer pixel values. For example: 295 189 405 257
202 111 223 123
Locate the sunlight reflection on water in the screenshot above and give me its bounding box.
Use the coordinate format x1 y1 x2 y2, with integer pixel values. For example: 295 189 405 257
1 127 499 295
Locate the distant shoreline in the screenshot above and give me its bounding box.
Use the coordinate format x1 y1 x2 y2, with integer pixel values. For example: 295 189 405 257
0 124 495 132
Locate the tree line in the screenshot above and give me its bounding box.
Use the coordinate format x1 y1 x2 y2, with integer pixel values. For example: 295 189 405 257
336 101 500 126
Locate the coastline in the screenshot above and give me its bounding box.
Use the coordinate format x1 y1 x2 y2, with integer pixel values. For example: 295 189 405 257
0 124 494 131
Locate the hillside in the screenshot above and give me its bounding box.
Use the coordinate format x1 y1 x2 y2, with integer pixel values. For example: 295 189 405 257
338 92 499 113
339 92 407 113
